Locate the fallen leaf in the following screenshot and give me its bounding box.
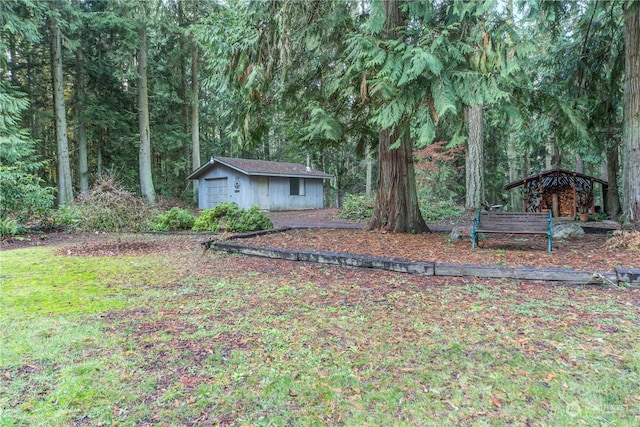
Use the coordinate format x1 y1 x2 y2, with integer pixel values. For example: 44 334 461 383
491 395 502 408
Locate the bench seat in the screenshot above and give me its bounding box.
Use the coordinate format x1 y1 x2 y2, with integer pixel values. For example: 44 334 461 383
472 210 553 254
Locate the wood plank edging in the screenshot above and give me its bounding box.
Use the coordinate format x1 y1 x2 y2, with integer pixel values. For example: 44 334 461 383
615 267 640 288
211 242 628 287
213 242 435 275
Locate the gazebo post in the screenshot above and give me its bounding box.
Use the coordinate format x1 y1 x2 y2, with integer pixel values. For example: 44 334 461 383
590 178 595 215
523 179 528 212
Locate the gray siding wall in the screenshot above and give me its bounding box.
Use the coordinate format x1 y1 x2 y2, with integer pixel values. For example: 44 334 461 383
197 165 250 209
197 164 325 211
267 176 324 210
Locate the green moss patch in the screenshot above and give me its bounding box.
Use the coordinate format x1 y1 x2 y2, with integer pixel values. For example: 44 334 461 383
0 247 171 317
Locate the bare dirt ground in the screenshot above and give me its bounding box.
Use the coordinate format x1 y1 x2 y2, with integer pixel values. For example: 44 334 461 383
2 209 637 273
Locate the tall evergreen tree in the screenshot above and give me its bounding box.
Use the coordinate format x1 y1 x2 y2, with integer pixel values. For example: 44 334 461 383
190 0 200 203
1 2 55 224
137 22 156 206
622 2 640 224
74 20 89 194
48 2 73 206
465 105 484 210
367 0 428 233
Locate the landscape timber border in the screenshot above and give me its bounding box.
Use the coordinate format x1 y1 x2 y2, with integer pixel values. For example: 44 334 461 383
203 227 640 289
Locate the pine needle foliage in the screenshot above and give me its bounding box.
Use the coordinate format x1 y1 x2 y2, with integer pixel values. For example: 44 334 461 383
0 83 54 226
337 0 528 149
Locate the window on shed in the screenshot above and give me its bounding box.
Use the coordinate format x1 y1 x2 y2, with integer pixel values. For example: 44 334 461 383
290 178 305 196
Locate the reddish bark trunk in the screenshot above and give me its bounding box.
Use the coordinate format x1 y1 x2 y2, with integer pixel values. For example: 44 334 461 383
368 125 429 233
367 0 429 233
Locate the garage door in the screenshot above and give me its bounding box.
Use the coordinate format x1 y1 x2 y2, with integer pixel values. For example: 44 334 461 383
205 178 228 208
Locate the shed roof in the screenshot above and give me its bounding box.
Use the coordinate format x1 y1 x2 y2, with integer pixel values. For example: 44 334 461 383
186 156 332 180
503 168 607 191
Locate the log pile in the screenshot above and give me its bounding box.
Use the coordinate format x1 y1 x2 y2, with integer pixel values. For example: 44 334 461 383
521 182 541 212
541 190 576 217
505 169 606 216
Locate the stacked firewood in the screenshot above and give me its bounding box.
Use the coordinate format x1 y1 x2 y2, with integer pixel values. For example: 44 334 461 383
541 190 575 216
522 186 541 212
559 191 576 216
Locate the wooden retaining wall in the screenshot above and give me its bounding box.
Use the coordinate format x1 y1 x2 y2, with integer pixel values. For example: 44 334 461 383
211 240 639 288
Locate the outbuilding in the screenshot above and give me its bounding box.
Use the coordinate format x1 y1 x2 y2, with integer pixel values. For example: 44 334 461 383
186 156 332 211
503 168 608 218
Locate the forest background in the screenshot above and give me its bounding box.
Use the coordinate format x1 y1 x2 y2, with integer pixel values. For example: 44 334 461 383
1 0 639 232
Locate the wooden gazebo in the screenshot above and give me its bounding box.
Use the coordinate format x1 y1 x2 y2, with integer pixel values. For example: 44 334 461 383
504 168 608 218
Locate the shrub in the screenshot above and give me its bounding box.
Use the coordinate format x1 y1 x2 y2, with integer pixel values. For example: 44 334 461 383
193 202 240 232
74 175 151 240
421 200 464 222
0 217 25 239
338 193 375 222
40 205 82 231
0 164 55 228
0 82 55 230
227 206 274 233
337 193 463 224
594 212 609 221
193 203 272 232
148 207 195 231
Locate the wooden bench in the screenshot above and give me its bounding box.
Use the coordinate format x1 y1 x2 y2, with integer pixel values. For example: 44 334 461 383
472 210 553 254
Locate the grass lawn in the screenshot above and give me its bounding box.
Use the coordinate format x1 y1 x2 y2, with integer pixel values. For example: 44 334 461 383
1 236 639 426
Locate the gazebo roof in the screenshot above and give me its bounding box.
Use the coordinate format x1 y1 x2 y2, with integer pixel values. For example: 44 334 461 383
503 168 608 191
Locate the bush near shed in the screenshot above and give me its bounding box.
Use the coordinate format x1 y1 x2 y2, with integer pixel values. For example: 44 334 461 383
192 202 273 233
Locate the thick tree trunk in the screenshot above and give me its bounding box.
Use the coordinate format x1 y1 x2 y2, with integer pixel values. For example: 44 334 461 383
191 36 200 203
97 137 103 176
505 0 521 211
367 0 429 233
605 143 621 218
523 143 531 176
50 12 73 206
574 153 584 174
178 0 190 197
545 129 560 169
368 125 429 233
465 104 484 210
75 43 89 194
622 5 640 224
506 132 521 210
138 26 156 206
365 143 372 195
